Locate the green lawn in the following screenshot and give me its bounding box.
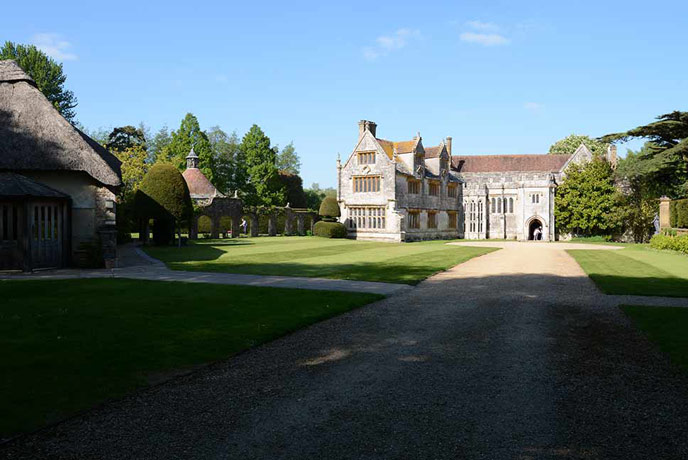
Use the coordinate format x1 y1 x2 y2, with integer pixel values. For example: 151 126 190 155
143 237 496 285
0 279 382 439
623 305 688 372
568 245 688 297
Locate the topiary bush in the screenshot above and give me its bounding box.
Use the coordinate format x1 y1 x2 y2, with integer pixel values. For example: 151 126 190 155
670 201 678 228
135 164 193 245
313 221 347 238
318 196 340 222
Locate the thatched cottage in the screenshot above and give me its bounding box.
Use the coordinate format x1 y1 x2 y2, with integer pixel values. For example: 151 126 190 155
0 60 121 270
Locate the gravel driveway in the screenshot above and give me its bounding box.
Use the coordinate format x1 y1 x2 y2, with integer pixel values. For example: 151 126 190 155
4 242 688 459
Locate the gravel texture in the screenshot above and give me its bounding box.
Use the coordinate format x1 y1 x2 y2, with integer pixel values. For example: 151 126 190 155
3 242 688 459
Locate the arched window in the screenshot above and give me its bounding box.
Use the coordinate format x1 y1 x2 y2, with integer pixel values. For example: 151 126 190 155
497 198 502 213
509 197 514 213
491 197 495 213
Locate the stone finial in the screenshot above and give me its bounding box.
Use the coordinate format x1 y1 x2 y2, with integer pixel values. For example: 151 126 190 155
446 136 452 155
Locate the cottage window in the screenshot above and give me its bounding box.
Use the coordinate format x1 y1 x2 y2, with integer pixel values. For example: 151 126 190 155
348 206 386 230
531 193 540 204
408 179 420 194
408 211 420 229
428 211 438 228
447 211 458 229
429 182 440 197
448 184 458 198
353 176 381 193
358 152 376 165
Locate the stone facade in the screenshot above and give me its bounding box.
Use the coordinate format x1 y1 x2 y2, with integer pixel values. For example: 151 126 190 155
338 121 598 242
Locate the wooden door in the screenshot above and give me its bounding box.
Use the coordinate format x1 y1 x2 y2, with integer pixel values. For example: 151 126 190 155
30 202 63 269
0 202 23 270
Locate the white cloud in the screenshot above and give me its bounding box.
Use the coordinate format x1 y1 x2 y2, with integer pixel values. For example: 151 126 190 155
31 33 77 61
524 102 544 111
363 28 420 61
466 20 500 32
459 31 509 46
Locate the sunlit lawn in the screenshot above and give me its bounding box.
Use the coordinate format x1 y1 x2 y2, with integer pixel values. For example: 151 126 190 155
143 237 497 285
568 245 688 297
0 279 382 439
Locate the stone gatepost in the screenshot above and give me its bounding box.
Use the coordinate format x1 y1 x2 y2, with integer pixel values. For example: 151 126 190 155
250 214 259 237
98 224 118 269
268 213 277 236
284 209 294 235
231 216 241 238
296 213 305 236
659 196 671 229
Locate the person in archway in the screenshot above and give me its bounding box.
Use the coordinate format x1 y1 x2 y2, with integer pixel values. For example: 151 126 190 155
533 226 542 241
241 218 248 235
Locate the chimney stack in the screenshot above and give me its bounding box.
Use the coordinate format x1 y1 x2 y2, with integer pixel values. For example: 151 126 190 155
446 136 452 155
607 144 618 168
358 120 377 138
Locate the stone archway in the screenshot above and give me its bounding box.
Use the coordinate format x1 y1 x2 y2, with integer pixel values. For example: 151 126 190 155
528 217 544 240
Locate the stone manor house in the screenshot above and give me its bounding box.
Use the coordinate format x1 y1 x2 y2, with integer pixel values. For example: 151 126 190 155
337 120 615 242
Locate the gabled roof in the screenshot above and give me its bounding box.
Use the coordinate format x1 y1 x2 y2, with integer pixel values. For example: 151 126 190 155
0 172 69 198
451 154 571 173
375 138 419 159
0 60 122 187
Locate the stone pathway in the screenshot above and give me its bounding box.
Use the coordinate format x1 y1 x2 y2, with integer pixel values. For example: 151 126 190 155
0 244 412 296
4 241 688 459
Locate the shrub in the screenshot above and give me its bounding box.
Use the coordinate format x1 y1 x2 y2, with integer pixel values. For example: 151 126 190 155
670 201 678 228
676 199 688 228
650 233 688 254
136 164 193 222
319 196 340 221
313 221 347 238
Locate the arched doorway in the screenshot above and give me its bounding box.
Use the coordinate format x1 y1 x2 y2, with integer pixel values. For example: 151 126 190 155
528 218 543 240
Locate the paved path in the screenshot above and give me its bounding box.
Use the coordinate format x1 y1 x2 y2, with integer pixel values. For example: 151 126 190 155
4 242 688 459
0 244 412 296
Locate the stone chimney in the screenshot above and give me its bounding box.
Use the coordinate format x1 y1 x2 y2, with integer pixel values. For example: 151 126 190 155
446 136 452 155
358 120 377 138
606 144 618 168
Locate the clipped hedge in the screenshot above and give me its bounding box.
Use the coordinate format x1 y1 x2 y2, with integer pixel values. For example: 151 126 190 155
313 221 347 238
136 164 193 222
319 196 340 220
670 201 678 228
650 233 688 254
676 199 688 228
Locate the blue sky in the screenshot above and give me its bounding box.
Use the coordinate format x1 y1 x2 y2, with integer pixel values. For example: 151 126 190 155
5 1 687 187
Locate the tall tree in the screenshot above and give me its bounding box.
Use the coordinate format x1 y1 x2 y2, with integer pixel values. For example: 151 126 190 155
114 145 148 194
240 124 285 206
161 114 214 181
555 159 621 237
106 125 147 153
1 41 78 123
148 125 172 164
549 134 609 157
601 111 688 197
207 126 247 194
276 142 301 174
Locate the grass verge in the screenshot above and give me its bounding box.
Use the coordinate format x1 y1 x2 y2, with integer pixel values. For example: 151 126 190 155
0 278 382 438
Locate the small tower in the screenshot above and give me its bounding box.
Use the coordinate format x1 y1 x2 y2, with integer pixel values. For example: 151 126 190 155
186 147 199 169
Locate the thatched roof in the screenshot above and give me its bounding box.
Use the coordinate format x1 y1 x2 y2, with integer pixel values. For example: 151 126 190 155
0 172 69 198
0 60 121 187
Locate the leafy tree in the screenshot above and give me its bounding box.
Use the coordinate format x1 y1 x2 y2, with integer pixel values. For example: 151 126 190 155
148 125 172 164
106 125 147 153
555 159 621 237
278 172 307 208
207 126 247 194
304 183 336 210
549 134 609 157
601 111 688 197
160 114 214 181
1 41 78 122
114 145 148 194
276 142 301 174
81 126 111 147
240 124 285 206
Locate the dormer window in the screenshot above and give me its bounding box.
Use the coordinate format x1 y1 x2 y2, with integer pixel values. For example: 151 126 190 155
358 152 376 165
